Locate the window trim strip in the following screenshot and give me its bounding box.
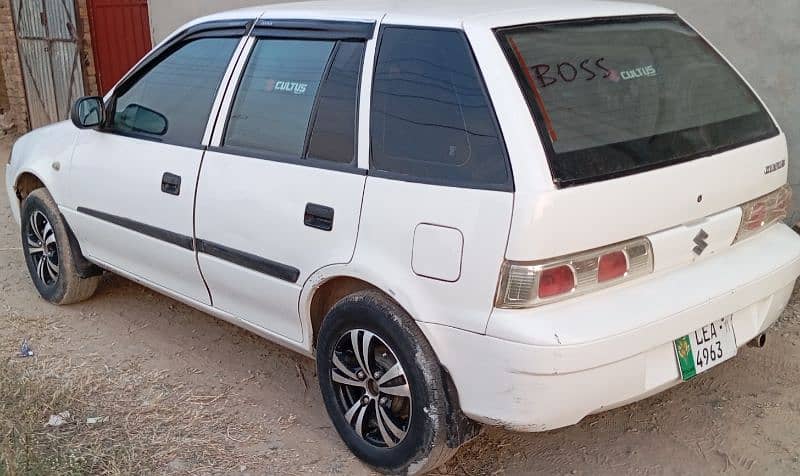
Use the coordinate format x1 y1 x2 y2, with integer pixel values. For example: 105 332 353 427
210 36 257 147
253 19 376 40
111 20 253 99
202 36 252 146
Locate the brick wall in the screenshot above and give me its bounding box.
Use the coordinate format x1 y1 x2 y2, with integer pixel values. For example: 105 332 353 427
0 0 97 132
0 59 8 112
76 0 98 97
0 0 28 131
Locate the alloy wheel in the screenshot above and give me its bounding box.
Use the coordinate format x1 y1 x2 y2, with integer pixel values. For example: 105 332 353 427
331 329 412 448
26 210 59 286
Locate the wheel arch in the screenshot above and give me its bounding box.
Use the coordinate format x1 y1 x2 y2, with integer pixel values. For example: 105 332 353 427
301 265 424 352
12 163 67 213
14 171 47 203
14 171 101 279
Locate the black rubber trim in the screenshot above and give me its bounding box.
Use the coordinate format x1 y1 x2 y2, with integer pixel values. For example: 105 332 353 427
76 207 195 251
75 207 300 284
196 239 301 284
112 20 251 99
253 19 376 39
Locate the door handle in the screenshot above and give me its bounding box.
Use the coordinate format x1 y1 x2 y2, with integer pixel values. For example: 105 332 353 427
161 172 181 196
305 203 334 231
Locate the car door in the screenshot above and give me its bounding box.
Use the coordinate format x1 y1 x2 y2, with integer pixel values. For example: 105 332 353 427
195 21 373 342
63 25 247 304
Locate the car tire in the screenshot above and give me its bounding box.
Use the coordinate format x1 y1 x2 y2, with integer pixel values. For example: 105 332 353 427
20 188 100 305
316 290 461 475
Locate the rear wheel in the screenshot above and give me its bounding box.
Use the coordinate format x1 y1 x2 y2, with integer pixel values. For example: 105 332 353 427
20 188 100 305
317 290 461 475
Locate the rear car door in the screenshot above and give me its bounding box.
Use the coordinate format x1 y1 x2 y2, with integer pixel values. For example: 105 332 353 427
195 21 372 342
64 24 248 304
354 26 515 334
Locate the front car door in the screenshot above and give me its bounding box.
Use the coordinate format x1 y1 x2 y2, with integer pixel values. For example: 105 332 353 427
63 23 249 304
194 21 374 343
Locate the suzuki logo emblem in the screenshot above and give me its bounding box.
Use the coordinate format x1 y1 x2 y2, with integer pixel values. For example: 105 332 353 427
693 230 709 256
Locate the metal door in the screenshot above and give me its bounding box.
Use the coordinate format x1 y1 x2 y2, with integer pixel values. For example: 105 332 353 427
12 0 85 129
87 0 152 94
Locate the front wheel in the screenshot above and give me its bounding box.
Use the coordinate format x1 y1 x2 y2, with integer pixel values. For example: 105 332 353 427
317 290 461 475
20 188 100 305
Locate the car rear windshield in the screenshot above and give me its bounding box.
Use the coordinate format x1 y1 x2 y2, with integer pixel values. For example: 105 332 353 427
496 16 779 187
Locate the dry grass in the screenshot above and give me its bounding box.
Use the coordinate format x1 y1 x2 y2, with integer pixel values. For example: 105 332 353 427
0 320 266 475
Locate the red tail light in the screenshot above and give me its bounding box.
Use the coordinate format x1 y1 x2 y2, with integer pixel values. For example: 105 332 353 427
598 251 628 282
538 265 575 299
496 238 653 309
736 185 792 242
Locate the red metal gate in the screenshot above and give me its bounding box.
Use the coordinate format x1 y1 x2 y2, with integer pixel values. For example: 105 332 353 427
87 0 152 94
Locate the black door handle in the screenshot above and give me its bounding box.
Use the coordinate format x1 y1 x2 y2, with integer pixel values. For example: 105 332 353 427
305 203 334 231
161 172 181 196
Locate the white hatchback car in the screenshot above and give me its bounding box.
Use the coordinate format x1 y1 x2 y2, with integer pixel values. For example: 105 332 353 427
5 0 800 473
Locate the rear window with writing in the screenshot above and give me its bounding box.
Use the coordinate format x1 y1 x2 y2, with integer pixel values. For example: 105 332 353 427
498 16 778 186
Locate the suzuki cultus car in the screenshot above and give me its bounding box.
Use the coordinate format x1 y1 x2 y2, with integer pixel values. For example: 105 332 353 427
6 0 799 474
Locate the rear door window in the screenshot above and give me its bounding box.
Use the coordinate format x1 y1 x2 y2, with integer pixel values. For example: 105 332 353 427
497 16 779 187
225 39 335 158
370 27 511 191
307 42 366 164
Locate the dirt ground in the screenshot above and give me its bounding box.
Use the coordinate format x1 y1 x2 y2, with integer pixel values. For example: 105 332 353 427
1 135 799 475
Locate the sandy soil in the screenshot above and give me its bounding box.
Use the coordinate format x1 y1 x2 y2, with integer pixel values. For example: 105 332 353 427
2 136 799 475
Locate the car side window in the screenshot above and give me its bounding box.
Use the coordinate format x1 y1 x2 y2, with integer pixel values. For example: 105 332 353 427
370 27 511 190
307 42 366 164
224 39 336 158
109 37 239 146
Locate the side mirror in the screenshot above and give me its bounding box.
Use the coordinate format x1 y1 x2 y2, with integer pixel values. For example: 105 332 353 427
118 103 168 136
71 96 105 129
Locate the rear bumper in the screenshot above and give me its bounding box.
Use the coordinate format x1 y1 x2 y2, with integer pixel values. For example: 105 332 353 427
421 224 800 431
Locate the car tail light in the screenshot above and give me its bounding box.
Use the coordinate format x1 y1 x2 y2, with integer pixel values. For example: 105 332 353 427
496 238 653 309
598 251 628 282
735 185 792 243
538 265 575 299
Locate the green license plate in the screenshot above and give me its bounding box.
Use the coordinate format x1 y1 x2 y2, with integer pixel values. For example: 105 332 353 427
674 316 737 381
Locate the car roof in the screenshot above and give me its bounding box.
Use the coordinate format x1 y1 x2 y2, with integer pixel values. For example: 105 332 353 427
190 0 674 31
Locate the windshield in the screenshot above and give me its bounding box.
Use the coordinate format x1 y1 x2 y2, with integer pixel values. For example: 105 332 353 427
496 15 779 187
